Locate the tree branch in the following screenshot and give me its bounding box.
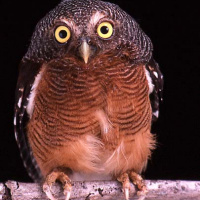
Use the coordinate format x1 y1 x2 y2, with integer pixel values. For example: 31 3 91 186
1 180 200 200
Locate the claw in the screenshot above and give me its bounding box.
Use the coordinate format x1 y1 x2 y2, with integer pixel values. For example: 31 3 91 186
117 172 130 200
124 187 129 200
63 184 72 200
43 183 57 200
65 191 71 200
118 171 148 199
129 171 148 196
43 170 72 200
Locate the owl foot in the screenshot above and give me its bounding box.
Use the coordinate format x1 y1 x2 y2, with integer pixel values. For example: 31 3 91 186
43 170 72 200
117 171 147 199
129 171 148 196
117 172 131 200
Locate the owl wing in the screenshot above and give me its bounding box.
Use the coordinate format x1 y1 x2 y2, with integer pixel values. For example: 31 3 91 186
14 59 43 182
146 58 164 122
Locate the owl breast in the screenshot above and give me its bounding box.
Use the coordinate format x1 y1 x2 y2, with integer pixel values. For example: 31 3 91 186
27 61 155 178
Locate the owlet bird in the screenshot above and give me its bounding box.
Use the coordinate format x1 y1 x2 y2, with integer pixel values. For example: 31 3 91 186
14 0 163 199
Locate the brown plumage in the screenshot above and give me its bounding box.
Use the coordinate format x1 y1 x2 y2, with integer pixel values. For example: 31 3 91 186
28 61 154 177
14 0 163 199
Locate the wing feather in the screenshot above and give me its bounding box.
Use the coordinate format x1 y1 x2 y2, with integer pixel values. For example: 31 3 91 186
14 59 43 182
146 58 164 121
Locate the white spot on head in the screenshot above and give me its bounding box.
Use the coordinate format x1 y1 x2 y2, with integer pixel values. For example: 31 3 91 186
145 69 154 94
89 11 105 25
27 67 44 118
60 18 81 35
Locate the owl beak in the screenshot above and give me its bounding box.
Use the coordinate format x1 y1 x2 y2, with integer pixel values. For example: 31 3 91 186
79 40 91 64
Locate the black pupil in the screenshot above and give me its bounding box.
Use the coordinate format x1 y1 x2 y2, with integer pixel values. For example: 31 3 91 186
101 26 109 34
59 30 67 38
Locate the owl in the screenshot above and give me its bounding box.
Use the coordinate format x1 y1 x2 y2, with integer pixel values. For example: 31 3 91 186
14 0 163 199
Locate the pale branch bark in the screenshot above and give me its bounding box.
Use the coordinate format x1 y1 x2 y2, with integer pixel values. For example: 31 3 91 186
0 180 200 200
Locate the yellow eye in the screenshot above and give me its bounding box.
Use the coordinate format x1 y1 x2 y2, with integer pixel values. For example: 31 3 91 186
55 26 71 43
97 22 113 39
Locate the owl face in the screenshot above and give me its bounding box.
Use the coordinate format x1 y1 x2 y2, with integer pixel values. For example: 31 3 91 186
25 0 152 68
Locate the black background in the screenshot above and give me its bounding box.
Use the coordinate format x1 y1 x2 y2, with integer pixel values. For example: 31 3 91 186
0 0 199 182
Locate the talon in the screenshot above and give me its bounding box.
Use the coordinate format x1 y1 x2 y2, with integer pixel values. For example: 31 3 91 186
63 184 72 200
43 170 72 200
129 171 148 196
43 183 57 200
124 187 129 200
61 174 72 200
117 173 130 200
65 191 71 200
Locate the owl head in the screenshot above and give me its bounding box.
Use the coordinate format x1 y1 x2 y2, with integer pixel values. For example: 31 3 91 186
25 0 153 69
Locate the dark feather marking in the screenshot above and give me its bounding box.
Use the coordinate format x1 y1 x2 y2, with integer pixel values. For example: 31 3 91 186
146 58 164 121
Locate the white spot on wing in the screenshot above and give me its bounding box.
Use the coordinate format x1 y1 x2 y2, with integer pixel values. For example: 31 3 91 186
145 69 154 94
27 68 44 118
14 131 18 143
153 111 159 118
14 117 16 126
153 71 158 78
18 97 22 108
19 88 24 92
